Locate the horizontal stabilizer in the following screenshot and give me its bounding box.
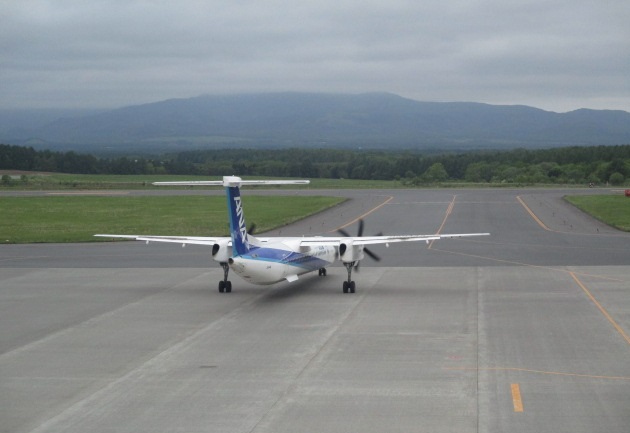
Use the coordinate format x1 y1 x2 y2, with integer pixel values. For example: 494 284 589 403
153 176 309 187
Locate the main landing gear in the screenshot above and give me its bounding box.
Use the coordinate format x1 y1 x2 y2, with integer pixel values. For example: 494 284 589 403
218 262 232 293
342 262 356 294
320 266 354 293
337 219 382 294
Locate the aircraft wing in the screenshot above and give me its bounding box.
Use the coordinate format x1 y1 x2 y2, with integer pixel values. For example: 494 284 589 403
95 232 489 246
94 234 230 246
297 232 489 246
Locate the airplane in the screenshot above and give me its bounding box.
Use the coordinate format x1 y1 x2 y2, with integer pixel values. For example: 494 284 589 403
96 176 489 293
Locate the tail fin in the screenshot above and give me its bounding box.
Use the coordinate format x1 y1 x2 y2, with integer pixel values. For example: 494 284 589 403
225 179 259 256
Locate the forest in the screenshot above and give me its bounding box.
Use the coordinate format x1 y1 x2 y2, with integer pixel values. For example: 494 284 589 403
1 143 629 186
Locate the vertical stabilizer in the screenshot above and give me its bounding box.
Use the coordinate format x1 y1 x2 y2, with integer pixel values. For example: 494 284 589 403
225 177 257 256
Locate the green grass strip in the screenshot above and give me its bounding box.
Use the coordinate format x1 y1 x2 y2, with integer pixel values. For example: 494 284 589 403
1 173 404 190
0 195 345 243
565 195 630 232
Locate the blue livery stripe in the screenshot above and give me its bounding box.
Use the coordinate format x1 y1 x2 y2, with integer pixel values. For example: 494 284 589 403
241 247 330 270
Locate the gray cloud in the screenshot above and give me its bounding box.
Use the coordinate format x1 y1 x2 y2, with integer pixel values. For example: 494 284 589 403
1 0 629 112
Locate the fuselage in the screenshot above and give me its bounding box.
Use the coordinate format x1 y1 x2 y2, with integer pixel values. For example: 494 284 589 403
228 241 337 285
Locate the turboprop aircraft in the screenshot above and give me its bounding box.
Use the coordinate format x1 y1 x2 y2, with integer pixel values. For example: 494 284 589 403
96 176 489 293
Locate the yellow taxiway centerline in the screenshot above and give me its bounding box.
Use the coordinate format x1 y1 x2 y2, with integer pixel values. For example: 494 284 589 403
510 383 524 412
570 272 630 346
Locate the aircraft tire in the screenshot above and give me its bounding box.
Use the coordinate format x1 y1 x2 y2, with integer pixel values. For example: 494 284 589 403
350 281 356 293
218 281 225 293
343 281 349 293
226 281 232 293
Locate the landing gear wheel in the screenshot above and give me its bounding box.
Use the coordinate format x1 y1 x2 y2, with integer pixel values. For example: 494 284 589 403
350 281 356 293
318 268 327 276
218 280 232 293
343 281 349 293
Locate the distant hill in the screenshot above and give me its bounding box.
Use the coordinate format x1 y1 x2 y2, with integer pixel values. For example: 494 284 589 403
2 93 630 152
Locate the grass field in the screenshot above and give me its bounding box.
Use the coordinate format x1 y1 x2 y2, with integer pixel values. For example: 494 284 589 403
0 195 345 243
1 172 401 190
2 171 606 190
565 194 630 232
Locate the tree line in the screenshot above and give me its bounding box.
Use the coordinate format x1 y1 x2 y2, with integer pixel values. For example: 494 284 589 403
1 143 629 185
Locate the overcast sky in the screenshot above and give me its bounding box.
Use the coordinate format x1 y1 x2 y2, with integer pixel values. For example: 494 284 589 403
2 0 629 112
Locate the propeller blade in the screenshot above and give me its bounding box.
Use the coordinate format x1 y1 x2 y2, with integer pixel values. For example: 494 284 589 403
337 227 351 237
338 219 381 265
364 247 381 262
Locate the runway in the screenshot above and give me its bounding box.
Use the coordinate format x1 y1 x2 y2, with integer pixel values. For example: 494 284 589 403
1 188 629 433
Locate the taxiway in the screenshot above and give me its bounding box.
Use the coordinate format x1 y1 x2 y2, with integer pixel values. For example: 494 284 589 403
1 188 629 433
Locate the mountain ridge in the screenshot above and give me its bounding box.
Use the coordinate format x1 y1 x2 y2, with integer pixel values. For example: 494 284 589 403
2 92 629 152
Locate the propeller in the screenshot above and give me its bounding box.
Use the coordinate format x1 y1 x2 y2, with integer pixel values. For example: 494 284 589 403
337 219 382 268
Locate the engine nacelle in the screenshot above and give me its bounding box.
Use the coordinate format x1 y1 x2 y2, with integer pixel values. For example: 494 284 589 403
338 240 364 263
211 240 232 263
